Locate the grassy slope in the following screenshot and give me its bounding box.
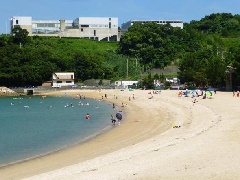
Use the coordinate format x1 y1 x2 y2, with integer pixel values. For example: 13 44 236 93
35 37 118 55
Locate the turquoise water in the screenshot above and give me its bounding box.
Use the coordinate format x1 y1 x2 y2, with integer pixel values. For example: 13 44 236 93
0 95 114 166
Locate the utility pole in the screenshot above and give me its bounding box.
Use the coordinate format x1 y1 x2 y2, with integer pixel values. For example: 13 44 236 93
5 20 7 34
127 58 128 77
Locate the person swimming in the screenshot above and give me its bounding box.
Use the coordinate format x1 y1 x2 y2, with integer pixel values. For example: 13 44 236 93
86 113 90 119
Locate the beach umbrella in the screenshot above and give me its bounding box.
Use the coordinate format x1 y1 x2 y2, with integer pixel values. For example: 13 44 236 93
116 112 122 120
206 91 212 97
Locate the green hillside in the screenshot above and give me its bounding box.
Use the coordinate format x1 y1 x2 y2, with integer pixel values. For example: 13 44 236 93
2 12 240 89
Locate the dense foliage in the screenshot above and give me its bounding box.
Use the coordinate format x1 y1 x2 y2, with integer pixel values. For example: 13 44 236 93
119 13 240 89
187 13 240 37
0 31 141 87
118 23 183 70
1 12 240 89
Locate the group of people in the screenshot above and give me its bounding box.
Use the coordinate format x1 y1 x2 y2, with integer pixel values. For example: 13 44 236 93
233 90 240 97
178 89 215 100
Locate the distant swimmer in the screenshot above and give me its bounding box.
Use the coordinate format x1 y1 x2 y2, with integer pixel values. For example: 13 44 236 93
86 113 90 120
24 105 30 108
64 104 70 108
11 103 14 105
85 103 89 106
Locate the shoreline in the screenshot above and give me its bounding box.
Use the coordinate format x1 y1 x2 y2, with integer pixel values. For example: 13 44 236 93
2 89 240 179
0 92 117 169
0 89 174 179
0 123 113 169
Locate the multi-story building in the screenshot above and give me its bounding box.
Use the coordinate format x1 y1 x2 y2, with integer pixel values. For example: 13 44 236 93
10 16 119 41
72 17 118 41
10 17 183 41
121 20 183 33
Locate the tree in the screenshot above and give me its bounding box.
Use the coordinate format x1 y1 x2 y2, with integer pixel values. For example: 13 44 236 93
0 34 10 47
11 26 29 45
119 23 184 71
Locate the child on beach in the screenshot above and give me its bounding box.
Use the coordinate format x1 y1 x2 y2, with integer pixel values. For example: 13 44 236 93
111 114 116 125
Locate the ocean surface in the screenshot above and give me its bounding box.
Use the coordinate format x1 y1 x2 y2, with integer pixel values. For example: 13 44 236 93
0 95 115 166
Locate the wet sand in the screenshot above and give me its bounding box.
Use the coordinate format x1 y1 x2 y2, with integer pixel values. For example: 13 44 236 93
1 89 240 180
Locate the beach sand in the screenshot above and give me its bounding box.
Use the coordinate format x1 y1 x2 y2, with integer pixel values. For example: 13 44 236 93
1 89 240 180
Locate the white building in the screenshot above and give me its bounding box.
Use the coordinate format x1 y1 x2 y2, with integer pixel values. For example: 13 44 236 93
10 16 33 34
32 20 73 34
121 20 183 33
115 80 138 89
72 17 118 41
52 72 75 87
10 16 118 41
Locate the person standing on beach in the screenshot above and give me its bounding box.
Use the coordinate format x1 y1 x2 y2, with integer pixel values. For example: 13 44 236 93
111 114 116 125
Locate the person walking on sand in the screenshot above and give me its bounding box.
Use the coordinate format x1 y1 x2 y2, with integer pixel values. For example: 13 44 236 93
192 98 198 106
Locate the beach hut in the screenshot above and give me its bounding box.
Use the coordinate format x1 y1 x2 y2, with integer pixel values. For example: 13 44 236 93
52 72 75 87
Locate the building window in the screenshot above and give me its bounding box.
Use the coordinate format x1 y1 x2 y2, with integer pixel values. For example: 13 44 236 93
16 20 19 24
81 25 89 27
81 28 83 32
109 22 111 28
94 30 96 36
66 81 72 83
109 18 111 21
57 81 62 83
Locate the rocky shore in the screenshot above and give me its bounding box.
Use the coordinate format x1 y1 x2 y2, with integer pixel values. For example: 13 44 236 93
0 87 18 96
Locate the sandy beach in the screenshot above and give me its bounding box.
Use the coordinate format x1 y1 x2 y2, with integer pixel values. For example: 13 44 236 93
1 89 240 180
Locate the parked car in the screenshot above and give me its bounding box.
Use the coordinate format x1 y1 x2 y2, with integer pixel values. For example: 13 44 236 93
25 85 35 88
52 84 61 88
71 84 78 88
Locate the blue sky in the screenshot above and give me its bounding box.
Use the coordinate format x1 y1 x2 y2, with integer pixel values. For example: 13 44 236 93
0 0 240 34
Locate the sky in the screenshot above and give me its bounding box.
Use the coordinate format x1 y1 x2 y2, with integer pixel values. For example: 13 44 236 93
0 0 240 34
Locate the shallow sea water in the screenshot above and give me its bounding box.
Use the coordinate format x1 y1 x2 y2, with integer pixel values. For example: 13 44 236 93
0 95 114 166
